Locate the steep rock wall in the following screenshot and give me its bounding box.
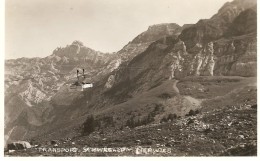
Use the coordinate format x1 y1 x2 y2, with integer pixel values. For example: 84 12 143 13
166 35 256 79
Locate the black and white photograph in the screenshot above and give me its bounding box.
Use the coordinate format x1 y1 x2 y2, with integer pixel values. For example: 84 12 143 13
2 0 258 157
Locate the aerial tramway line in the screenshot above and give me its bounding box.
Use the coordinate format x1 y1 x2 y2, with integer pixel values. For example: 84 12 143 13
5 64 152 92
69 68 93 91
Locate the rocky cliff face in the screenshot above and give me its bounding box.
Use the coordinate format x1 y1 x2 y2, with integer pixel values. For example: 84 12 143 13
106 34 256 96
117 23 189 62
172 1 257 78
5 41 116 104
179 0 256 49
101 1 257 116
225 6 257 37
4 41 118 143
165 35 256 79
104 23 192 89
104 0 257 96
183 39 254 77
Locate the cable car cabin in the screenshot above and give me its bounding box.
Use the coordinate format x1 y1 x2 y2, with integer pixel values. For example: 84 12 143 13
82 83 93 88
68 68 93 92
69 81 93 92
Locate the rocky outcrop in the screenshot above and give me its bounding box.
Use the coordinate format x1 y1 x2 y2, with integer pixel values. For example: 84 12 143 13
19 81 48 106
190 42 215 76
213 34 256 77
160 40 216 79
229 40 257 76
7 141 31 150
105 75 116 89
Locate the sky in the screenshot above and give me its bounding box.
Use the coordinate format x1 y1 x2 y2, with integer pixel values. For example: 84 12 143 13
5 0 232 59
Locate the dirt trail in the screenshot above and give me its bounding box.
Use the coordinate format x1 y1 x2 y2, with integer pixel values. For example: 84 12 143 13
173 79 202 108
184 96 202 106
209 77 257 101
172 79 179 93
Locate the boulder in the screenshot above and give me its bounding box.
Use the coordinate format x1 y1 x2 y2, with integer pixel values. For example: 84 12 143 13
7 141 31 150
251 104 257 109
51 140 58 145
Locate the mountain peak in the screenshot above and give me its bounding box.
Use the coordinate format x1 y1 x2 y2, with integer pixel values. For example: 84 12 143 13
71 40 84 47
212 0 256 20
131 23 181 44
147 23 180 30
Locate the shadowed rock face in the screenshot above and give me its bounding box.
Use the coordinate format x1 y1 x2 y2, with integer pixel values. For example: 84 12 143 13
117 23 191 62
214 36 256 77
179 0 256 49
225 7 257 37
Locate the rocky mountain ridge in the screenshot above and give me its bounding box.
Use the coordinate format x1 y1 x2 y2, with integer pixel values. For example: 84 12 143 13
179 0 256 49
5 22 186 143
4 0 257 152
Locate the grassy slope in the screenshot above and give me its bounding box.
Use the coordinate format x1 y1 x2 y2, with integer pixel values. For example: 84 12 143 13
5 76 257 156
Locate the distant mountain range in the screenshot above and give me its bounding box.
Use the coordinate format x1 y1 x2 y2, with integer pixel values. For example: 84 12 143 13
5 0 257 145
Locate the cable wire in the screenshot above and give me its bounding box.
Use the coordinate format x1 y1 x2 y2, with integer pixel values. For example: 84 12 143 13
4 65 154 82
